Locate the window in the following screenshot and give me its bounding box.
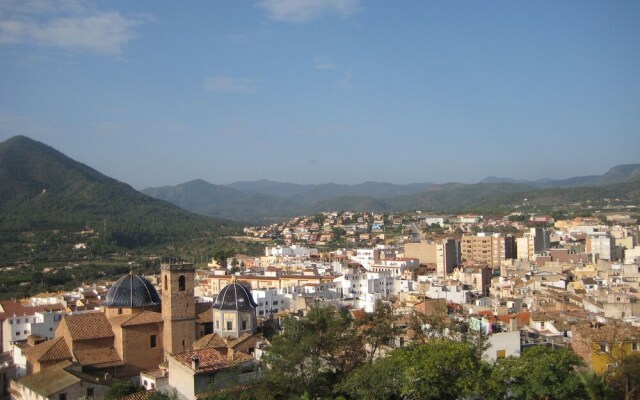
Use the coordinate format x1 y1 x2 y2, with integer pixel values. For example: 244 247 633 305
242 320 247 330
216 320 219 329
16 319 20 324
118 308 123 315
23 330 28 334
273 301 279 305
227 321 232 331
15 332 20 336
86 388 94 397
632 342 639 352
59 394 67 400
9 320 12 325
150 334 157 348
179 275 186 291
164 276 168 291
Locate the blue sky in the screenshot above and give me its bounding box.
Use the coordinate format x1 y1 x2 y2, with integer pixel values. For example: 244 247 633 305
1 0 639 188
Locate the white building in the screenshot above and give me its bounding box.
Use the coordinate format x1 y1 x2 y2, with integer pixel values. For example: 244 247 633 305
6 311 66 378
251 288 290 318
3 311 65 356
587 232 613 261
426 282 473 304
350 248 379 269
265 245 318 258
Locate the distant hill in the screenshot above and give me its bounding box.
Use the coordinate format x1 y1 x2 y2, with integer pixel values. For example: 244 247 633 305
0 136 238 248
145 164 640 221
142 179 302 221
226 180 434 203
480 164 640 188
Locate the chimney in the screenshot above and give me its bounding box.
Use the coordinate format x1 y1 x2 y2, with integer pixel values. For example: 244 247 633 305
509 317 518 332
191 356 200 371
227 347 235 361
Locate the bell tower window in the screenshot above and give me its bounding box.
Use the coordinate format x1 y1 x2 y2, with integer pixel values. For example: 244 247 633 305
179 275 186 291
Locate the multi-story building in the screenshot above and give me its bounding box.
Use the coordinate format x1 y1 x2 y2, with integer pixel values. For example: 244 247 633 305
461 233 516 267
516 228 551 260
587 232 614 261
403 239 460 278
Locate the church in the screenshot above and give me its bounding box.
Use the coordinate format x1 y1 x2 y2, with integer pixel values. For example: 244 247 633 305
13 263 262 399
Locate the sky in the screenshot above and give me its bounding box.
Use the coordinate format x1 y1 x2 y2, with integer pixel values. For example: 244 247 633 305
1 0 639 189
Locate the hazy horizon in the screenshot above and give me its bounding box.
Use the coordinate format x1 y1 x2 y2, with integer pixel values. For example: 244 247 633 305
2 1 639 189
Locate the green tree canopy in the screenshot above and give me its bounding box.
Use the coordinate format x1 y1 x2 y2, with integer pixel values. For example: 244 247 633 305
489 346 586 400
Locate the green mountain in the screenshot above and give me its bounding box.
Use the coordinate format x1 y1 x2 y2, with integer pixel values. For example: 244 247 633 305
142 179 302 221
0 135 238 248
481 164 640 188
144 163 640 222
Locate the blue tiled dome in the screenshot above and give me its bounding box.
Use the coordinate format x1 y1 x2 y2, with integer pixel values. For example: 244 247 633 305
103 274 161 308
213 281 257 311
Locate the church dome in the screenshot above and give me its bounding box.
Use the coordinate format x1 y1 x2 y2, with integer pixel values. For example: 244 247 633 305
103 273 161 308
213 279 258 311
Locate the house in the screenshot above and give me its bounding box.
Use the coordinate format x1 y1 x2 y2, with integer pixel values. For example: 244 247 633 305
166 347 258 400
10 360 111 400
572 321 640 374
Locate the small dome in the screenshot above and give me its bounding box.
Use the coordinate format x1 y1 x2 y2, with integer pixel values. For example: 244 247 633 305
213 280 257 311
103 274 161 308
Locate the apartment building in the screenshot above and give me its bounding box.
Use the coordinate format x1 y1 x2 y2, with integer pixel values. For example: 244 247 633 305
461 233 516 267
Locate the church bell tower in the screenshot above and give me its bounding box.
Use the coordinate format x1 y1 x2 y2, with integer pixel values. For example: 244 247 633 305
161 262 196 357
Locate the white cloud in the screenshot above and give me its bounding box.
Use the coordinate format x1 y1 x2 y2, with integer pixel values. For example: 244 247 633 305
313 56 339 70
258 0 361 23
204 76 256 94
0 0 141 54
337 71 352 90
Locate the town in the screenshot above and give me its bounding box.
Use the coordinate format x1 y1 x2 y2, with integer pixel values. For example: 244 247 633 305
1 209 639 399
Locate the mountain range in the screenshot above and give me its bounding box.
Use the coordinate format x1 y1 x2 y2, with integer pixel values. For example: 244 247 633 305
1 135 638 230
0 135 237 249
143 165 640 221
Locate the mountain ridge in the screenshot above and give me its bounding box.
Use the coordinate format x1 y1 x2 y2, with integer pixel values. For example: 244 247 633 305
0 135 237 248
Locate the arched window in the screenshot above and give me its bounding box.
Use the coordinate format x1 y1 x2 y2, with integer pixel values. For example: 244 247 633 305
178 275 186 291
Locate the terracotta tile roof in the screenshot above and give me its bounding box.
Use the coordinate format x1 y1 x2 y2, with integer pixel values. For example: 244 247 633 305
141 369 166 379
0 301 65 320
110 311 163 327
193 333 227 350
195 384 255 399
171 347 251 375
16 361 80 397
74 347 124 368
196 302 213 323
63 312 114 340
23 337 72 363
226 332 255 348
120 390 156 400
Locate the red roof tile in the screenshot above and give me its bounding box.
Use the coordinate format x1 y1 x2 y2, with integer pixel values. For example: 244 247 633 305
62 312 114 340
23 337 71 363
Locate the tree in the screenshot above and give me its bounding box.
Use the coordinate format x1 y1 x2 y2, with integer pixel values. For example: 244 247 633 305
334 354 404 400
396 340 490 400
578 371 615 400
408 299 458 343
148 390 178 400
261 306 361 399
360 300 401 361
105 381 141 399
608 353 640 400
489 346 586 400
